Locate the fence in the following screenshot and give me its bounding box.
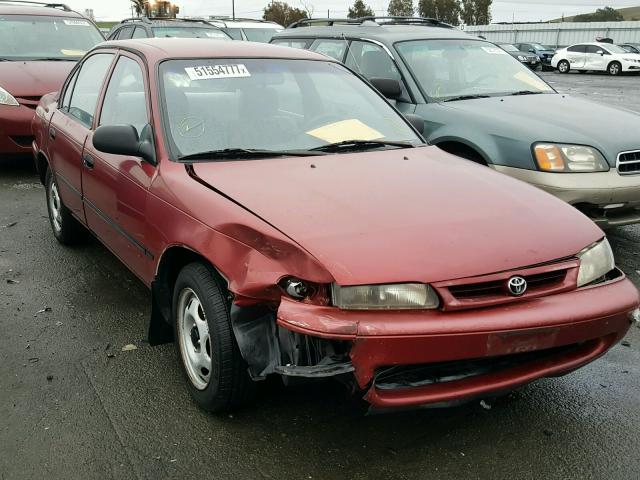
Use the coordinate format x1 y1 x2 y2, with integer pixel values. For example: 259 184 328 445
464 21 640 48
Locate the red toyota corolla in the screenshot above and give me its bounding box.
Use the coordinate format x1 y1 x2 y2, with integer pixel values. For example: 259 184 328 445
0 2 103 159
32 38 639 412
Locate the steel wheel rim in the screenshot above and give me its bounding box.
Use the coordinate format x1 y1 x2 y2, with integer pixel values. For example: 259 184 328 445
48 179 62 233
177 288 212 390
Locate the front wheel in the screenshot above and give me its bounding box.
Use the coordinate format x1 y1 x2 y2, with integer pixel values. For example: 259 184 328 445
45 168 86 245
608 61 622 76
173 262 256 412
557 60 570 74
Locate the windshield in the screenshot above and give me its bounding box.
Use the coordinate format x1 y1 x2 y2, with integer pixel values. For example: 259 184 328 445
396 39 554 101
529 43 547 50
152 26 229 39
500 44 519 52
243 28 282 43
603 44 628 54
0 15 103 60
160 58 421 158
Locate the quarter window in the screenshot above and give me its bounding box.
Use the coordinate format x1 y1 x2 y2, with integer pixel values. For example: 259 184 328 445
67 53 114 127
132 26 148 39
100 56 147 135
310 39 347 61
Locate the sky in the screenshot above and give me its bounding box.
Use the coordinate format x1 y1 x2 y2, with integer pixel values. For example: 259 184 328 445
64 0 640 23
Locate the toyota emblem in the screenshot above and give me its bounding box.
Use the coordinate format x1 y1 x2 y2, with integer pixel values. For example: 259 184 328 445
507 276 527 296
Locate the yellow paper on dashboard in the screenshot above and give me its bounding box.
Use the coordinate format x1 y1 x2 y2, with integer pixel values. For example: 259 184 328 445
513 71 551 91
306 119 384 143
60 49 86 56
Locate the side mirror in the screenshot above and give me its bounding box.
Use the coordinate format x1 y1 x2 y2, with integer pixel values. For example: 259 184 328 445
93 124 156 165
404 113 424 135
369 77 402 100
528 49 535 53
596 50 604 55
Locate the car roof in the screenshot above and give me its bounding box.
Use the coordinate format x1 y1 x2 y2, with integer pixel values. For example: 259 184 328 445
272 24 477 44
115 18 219 28
97 38 331 62
0 3 84 17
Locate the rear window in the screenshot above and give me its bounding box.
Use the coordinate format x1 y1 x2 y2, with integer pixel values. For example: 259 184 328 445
0 14 103 60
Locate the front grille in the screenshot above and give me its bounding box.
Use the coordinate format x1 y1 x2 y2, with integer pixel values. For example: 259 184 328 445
432 259 578 310
448 269 566 300
617 150 640 175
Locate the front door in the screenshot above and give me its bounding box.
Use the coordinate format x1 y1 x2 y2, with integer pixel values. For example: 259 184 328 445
585 45 609 71
81 53 156 281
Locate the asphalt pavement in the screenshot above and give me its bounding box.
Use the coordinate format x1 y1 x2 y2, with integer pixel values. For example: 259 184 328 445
1 72 640 480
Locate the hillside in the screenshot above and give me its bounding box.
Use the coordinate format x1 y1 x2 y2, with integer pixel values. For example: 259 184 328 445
551 5 640 22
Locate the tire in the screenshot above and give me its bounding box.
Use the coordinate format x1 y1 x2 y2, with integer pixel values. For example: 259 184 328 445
557 60 570 74
608 61 622 76
173 262 256 412
45 168 86 245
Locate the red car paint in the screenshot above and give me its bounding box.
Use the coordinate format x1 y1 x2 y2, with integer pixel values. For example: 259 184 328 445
0 5 101 157
32 39 639 409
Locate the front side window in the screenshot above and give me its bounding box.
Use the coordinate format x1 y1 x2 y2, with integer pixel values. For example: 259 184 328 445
61 68 80 110
0 15 103 61
160 58 421 158
396 39 554 102
346 41 402 82
310 39 347 61
152 26 230 39
100 56 147 135
243 28 282 43
222 28 243 40
67 53 114 127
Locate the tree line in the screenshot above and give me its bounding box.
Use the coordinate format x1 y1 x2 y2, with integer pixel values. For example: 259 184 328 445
263 0 492 26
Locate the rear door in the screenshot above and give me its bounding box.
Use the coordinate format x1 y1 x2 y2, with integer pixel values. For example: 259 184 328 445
565 45 586 68
48 53 114 220
81 53 156 281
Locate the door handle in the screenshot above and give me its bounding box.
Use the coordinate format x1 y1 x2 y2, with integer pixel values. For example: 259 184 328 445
49 128 56 140
83 153 94 169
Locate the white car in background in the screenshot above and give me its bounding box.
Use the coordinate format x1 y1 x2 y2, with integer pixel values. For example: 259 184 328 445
206 17 283 42
552 42 640 76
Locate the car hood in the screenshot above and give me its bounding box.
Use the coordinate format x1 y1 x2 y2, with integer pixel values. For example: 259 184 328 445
438 93 640 164
191 147 601 285
0 61 75 98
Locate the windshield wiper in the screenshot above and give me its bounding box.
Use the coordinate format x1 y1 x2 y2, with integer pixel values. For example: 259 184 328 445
309 139 415 153
509 90 545 96
178 148 326 162
442 94 491 102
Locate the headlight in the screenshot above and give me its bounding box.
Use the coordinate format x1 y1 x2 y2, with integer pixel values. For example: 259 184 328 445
517 55 526 61
577 239 615 287
533 143 609 172
0 85 19 106
331 283 439 310
623 58 638 63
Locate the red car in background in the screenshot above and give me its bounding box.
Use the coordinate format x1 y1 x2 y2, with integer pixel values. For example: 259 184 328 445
32 38 639 412
0 2 103 159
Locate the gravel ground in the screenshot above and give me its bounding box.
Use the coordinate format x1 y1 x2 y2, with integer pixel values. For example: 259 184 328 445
1 72 640 480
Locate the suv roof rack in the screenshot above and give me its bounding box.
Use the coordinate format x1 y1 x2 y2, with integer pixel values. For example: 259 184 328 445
287 16 453 29
0 0 71 11
119 17 211 25
206 16 280 26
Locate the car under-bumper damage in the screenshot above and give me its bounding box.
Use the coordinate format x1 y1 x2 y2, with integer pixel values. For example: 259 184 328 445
493 165 640 227
263 271 638 409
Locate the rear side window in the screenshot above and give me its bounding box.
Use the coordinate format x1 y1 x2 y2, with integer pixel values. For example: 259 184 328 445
271 39 309 49
310 39 347 61
100 56 148 135
132 26 148 39
567 45 586 53
67 53 114 127
222 28 243 40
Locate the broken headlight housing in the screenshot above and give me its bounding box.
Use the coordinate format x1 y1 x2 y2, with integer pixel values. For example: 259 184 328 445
533 143 609 172
577 238 615 287
0 85 19 106
331 283 439 310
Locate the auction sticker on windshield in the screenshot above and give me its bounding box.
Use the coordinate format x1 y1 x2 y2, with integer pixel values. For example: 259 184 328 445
481 46 508 55
185 64 251 80
63 19 91 26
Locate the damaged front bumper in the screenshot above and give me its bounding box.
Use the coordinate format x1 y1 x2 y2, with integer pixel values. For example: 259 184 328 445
274 273 638 409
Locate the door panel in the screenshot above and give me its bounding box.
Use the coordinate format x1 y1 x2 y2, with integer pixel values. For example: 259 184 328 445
81 54 155 281
585 46 608 71
566 45 586 68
